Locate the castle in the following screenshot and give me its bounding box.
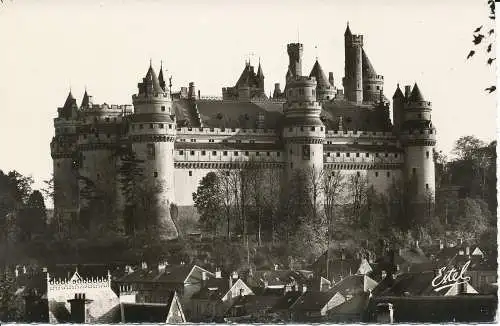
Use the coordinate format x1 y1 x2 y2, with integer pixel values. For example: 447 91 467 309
50 24 436 238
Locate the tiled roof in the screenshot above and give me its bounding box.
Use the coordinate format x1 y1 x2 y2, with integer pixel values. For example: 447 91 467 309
392 85 405 99
117 265 210 284
291 291 341 311
327 292 370 316
330 274 378 297
321 101 392 131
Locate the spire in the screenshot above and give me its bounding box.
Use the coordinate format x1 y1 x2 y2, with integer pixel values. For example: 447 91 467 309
158 60 166 91
63 91 76 109
143 63 163 94
345 22 352 36
408 83 425 102
392 84 404 99
309 59 330 88
257 59 264 78
81 89 91 108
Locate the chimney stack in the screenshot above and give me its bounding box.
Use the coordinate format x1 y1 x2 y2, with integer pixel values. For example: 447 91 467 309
404 85 411 99
302 285 307 293
439 239 444 250
68 293 91 324
188 82 196 100
215 268 222 279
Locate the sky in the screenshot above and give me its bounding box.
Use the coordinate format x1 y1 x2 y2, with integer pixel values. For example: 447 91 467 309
0 0 496 195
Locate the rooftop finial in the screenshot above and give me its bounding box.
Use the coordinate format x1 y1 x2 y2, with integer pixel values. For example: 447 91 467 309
149 58 152 67
160 59 163 69
315 45 318 61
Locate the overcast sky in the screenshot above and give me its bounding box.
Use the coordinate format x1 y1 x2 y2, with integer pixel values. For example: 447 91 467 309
0 0 496 194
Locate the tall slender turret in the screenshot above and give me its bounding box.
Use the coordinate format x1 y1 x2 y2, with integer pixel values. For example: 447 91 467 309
392 84 405 133
400 83 436 206
51 91 81 232
286 43 303 85
283 76 325 180
343 23 363 103
130 62 178 240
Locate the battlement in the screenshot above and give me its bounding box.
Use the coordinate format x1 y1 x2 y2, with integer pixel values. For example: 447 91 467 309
326 130 396 139
176 126 278 136
364 74 384 81
287 43 304 52
405 101 432 109
350 34 363 45
82 104 133 113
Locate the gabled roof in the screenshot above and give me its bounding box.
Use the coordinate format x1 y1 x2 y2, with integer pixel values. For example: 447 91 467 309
330 274 378 297
291 291 345 312
327 292 370 317
362 49 377 77
408 83 425 102
309 60 331 88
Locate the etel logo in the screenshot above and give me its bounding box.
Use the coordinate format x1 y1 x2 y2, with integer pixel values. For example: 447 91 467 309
431 260 471 292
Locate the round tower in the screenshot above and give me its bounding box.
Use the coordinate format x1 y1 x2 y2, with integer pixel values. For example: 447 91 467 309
130 63 178 239
50 91 81 231
400 83 436 205
286 43 303 81
343 24 363 104
283 76 325 180
392 84 405 133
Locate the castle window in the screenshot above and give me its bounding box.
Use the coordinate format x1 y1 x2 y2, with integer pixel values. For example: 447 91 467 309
201 151 206 156
426 151 430 159
225 171 230 176
320 127 323 131
189 171 193 177
139 124 143 129
395 153 398 158
191 139 196 142
357 171 361 177
267 152 270 156
387 172 391 177
385 153 388 157
327 152 331 157
161 106 166 112
375 153 379 157
179 150 184 155
234 151 239 156
375 172 379 177
154 172 158 178
105 117 110 122
209 139 214 143
356 153 360 157
222 139 228 143
223 151 228 156
210 128 215 132
311 127 315 131
160 124 164 128
256 152 260 156
150 123 154 129
413 168 417 175
365 153 369 157
245 151 249 156
346 153 350 157
231 128 236 132
212 151 217 156
289 127 293 132
169 124 172 129
277 152 281 157
236 140 242 143
300 127 304 131
336 152 340 157
426 183 429 189
190 151 195 156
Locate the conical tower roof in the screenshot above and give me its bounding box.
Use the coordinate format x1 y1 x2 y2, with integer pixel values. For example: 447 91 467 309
63 91 77 109
408 83 425 102
81 89 91 108
144 63 164 94
158 61 166 91
309 59 330 88
362 49 377 77
392 84 404 99
257 60 264 78
345 22 352 36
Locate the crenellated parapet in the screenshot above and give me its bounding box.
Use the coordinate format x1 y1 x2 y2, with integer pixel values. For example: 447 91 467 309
47 271 112 293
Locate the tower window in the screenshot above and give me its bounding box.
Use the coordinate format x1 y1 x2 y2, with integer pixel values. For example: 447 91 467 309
161 106 166 112
179 150 184 155
105 117 110 122
234 151 239 156
375 153 379 157
387 172 390 177
395 154 398 158
300 127 304 131
190 151 195 156
189 171 193 176
320 127 323 131
96 173 100 180
357 171 360 177
139 124 143 129
147 144 156 159
267 152 270 156
346 153 350 157
426 183 429 189
150 123 154 129
201 151 206 156
375 172 379 177
245 151 249 156
212 151 217 156
311 127 315 131
426 151 430 159
365 153 369 157
336 153 340 157
154 172 158 178
223 151 228 156
191 139 196 142
256 152 260 156
277 152 281 157
385 153 388 157
327 152 331 157
291 162 293 169
159 124 164 128
356 153 360 157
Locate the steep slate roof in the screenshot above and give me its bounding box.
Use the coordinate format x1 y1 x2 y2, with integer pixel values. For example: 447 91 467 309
81 90 91 108
144 65 164 94
362 49 377 76
309 60 331 87
408 83 425 102
321 101 392 131
327 292 370 319
291 291 344 312
392 85 405 99
330 274 378 298
117 264 213 284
